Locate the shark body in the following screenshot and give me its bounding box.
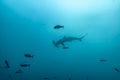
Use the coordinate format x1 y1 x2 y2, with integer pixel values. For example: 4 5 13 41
53 34 87 48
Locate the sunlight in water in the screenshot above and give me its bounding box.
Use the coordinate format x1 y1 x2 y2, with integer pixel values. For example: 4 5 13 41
56 0 116 14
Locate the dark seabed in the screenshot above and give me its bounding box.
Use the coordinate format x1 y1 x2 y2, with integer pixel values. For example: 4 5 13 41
0 0 120 80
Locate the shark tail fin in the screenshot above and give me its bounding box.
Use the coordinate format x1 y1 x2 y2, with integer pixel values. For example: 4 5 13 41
79 33 88 41
52 40 58 48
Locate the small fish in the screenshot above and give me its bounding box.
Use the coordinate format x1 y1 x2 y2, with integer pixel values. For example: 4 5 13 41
114 68 120 72
99 59 107 62
63 46 69 49
24 53 33 58
69 77 71 80
20 64 30 67
44 77 49 80
5 60 10 68
54 25 64 29
15 69 24 74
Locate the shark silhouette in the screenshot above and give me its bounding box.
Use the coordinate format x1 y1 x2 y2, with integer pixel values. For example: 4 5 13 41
53 34 87 48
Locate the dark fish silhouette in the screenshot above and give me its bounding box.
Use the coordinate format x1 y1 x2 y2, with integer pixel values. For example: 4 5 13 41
5 60 10 68
24 53 33 58
20 64 30 67
54 25 64 29
63 46 69 49
15 69 24 74
114 68 120 72
99 59 107 62
44 77 49 80
69 77 71 80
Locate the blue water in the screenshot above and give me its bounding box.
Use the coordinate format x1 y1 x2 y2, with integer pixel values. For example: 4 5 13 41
0 0 120 80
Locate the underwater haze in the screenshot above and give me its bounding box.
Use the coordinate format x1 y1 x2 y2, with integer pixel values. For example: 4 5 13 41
0 0 120 80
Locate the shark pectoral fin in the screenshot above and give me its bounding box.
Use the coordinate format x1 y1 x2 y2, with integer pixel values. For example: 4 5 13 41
63 46 69 49
52 40 58 48
61 43 69 49
79 33 88 41
61 43 65 46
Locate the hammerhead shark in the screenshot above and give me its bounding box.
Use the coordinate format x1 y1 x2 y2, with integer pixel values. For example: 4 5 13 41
53 34 87 49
